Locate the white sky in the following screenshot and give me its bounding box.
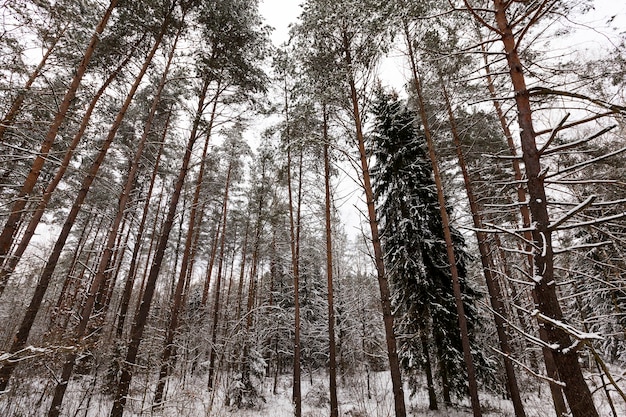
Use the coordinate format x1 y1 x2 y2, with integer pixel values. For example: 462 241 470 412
259 0 303 46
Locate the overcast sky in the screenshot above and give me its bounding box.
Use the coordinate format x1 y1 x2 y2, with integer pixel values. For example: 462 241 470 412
259 0 303 45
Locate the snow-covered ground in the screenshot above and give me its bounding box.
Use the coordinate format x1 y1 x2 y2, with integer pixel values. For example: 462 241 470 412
2 367 624 416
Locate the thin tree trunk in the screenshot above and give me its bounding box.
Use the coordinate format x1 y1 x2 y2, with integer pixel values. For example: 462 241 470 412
0 0 119 267
481 33 567 416
235 223 250 322
201 219 222 307
50 212 105 339
153 89 219 406
341 29 406 417
418 320 438 410
282 73 303 417
207 161 233 391
115 112 169 338
441 79 525 417
46 18 181 416
322 104 338 417
49 210 97 331
491 3 599 416
109 76 211 417
0 24 67 144
403 23 481 417
0 11 169 393
0 32 139 299
134 184 166 317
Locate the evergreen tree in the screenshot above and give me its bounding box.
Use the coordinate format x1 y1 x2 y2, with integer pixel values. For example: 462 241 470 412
371 91 483 403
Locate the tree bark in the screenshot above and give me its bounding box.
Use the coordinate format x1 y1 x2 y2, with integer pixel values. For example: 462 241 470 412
115 111 170 338
0 16 139 300
109 76 211 417
0 0 119 268
342 28 406 417
0 11 168 393
285 83 303 417
491 2 599 416
403 23 481 417
207 160 233 391
481 34 568 416
46 19 181 416
154 87 219 406
323 104 339 417
441 78 526 417
0 24 67 144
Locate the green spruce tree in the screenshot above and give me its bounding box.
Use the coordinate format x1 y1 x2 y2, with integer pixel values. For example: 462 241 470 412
371 91 484 406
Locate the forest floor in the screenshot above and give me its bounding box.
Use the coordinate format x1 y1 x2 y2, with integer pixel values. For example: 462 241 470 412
2 366 625 416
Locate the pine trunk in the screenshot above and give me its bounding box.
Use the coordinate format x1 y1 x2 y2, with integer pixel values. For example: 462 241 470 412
207 162 233 390
282 75 304 417
0 26 138 299
342 29 406 417
115 112 170 338
0 0 119 267
0 14 168 392
441 79 526 417
46 22 180 416
404 24 481 417
492 2 599 416
323 105 339 417
109 76 211 417
482 41 567 415
154 91 218 406
0 24 67 143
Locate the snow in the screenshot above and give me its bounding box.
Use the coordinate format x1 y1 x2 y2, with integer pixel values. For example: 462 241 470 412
2 368 625 416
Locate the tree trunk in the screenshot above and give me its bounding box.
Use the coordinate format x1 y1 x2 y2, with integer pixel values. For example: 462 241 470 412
0 26 139 299
0 11 168 393
207 161 233 391
154 89 219 406
109 76 211 417
201 218 223 307
403 23 481 417
342 29 406 417
0 0 119 268
115 111 170 338
481 38 567 415
235 223 250 322
323 104 339 417
284 76 303 417
441 78 526 417
0 24 67 144
491 3 599 416
46 20 181 416
419 320 438 410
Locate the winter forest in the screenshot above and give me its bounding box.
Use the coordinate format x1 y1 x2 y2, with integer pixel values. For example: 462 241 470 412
0 0 625 416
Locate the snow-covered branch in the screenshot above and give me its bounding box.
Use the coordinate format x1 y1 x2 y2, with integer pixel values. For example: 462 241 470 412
531 310 603 350
553 240 612 255
546 145 626 179
555 212 626 231
0 345 77 365
490 346 566 387
538 112 569 155
543 125 616 156
483 222 538 248
548 195 596 231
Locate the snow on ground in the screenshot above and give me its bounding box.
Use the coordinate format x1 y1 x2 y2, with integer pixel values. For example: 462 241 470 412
2 366 625 416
